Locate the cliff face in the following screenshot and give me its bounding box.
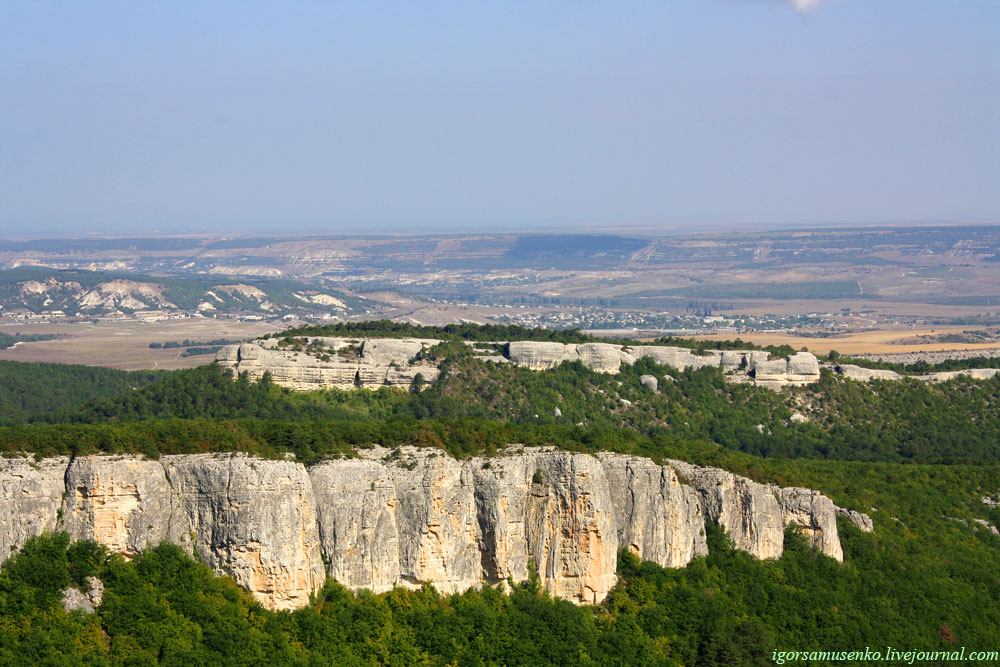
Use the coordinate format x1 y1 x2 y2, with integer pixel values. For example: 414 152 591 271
161 455 326 611
600 454 708 568
0 449 859 609
218 338 825 392
0 457 66 563
217 337 1000 394
217 337 441 391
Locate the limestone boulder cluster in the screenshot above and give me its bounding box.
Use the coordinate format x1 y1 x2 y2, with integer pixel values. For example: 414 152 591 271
61 577 104 614
504 341 819 387
216 337 441 391
216 337 1000 393
1 449 861 610
218 337 825 393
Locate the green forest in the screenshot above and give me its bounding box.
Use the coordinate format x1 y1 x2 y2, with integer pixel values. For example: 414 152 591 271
8 338 1000 465
1 322 999 665
2 449 998 666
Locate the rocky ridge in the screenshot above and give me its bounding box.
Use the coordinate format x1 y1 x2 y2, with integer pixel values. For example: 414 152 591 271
217 337 1000 393
217 337 442 391
1 449 865 610
832 364 1000 383
218 338 822 391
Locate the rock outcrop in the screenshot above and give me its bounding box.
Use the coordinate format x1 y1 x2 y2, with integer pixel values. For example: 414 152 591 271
750 352 822 388
61 577 104 613
214 336 1000 393
834 364 903 382
309 459 401 594
667 460 844 562
0 456 67 562
600 455 707 568
776 487 843 561
835 507 875 533
216 337 441 391
505 342 822 387
915 369 1000 382
832 364 1000 384
526 453 619 604
162 454 326 611
668 460 786 559
1 450 852 609
213 336 1000 393
62 455 174 556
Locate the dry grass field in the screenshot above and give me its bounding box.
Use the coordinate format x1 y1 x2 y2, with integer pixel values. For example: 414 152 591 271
0 319 282 370
692 326 1000 355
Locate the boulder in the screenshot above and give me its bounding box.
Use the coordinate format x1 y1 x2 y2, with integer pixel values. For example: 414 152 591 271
785 352 820 382
835 507 875 533
61 577 104 614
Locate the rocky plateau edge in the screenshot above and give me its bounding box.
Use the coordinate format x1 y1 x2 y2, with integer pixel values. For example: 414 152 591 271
217 337 1000 393
1 449 870 610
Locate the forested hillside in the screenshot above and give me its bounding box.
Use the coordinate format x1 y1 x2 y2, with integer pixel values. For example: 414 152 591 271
0 361 164 425
2 441 998 665
14 340 1000 464
2 323 999 665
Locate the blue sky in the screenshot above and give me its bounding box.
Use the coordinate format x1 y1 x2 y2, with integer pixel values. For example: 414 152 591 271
1 0 997 236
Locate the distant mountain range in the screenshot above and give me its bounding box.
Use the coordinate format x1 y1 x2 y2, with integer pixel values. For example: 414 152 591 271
0 268 371 318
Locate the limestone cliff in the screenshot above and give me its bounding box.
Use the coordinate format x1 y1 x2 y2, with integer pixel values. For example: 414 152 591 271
161 454 326 611
216 336 1000 394
216 337 441 391
309 459 401 594
1 450 853 609
600 454 708 568
667 460 844 562
62 455 173 556
0 456 66 562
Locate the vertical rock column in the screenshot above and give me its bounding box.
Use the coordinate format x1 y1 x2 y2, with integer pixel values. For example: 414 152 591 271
61 455 174 556
163 454 326 610
309 459 401 593
599 454 708 568
525 453 618 604
0 457 68 562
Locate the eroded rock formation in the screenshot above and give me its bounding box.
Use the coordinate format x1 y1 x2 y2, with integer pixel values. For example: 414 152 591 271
217 337 1000 393
1 450 855 609
216 337 441 391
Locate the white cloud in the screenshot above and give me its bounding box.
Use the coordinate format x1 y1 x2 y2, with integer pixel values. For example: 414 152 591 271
786 0 837 13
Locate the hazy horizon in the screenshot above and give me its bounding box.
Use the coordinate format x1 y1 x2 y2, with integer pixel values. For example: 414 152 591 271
2 1 998 236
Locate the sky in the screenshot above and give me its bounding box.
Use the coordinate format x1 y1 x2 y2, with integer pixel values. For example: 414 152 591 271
1 0 998 237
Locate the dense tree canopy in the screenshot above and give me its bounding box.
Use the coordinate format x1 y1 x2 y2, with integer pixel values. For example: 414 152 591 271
2 323 999 664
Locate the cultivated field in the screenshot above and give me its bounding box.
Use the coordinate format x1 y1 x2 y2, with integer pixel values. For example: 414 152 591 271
0 319 282 370
691 326 1000 356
